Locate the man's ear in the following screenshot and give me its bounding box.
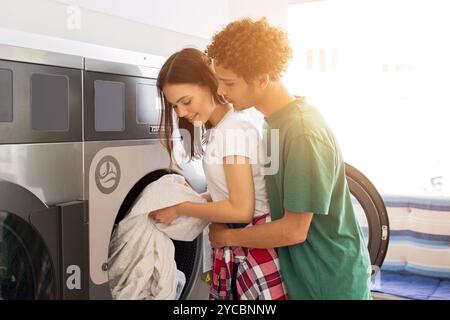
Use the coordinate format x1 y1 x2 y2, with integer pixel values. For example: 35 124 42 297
256 73 270 89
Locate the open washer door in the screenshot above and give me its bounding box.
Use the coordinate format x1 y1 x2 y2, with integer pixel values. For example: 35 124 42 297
345 163 390 273
110 169 203 300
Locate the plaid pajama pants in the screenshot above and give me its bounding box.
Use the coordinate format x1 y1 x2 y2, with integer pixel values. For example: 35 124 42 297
209 213 288 300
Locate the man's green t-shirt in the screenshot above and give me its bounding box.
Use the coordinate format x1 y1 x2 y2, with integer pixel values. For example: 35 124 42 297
264 98 372 300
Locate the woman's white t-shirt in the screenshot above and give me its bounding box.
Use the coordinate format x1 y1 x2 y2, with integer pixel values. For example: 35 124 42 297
202 109 270 218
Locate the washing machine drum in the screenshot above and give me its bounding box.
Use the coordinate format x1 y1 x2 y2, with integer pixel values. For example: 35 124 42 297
112 170 202 300
0 211 56 300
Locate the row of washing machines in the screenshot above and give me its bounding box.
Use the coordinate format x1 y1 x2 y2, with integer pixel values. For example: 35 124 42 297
0 43 210 299
0 43 390 300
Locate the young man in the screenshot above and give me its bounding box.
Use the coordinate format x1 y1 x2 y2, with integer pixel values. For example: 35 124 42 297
206 18 372 300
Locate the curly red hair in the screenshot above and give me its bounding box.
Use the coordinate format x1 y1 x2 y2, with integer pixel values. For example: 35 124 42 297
206 17 292 82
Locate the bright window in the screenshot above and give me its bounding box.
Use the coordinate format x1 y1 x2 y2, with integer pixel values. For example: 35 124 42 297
287 0 450 197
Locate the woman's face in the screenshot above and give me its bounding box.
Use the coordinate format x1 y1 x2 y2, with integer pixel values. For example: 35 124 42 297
163 83 214 126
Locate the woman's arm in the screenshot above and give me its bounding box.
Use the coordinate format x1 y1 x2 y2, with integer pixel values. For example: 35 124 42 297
200 192 212 202
177 155 255 223
150 155 255 224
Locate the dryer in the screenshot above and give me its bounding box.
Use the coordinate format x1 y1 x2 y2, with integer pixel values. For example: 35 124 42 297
0 44 87 299
81 58 210 299
0 44 210 300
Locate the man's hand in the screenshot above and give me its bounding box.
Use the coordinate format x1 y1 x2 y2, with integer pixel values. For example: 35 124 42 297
208 223 231 248
149 205 179 224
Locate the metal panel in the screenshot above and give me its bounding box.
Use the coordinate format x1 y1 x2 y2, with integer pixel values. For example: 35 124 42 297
31 73 70 132
83 71 159 141
94 80 125 132
0 68 13 122
0 143 83 205
0 44 83 69
84 58 159 78
59 200 89 300
0 60 82 144
29 206 61 299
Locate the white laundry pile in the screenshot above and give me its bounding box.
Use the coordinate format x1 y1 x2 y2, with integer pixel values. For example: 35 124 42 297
108 174 209 300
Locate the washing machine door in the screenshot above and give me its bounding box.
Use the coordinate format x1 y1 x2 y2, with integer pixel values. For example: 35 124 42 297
111 169 204 300
0 181 58 300
345 163 390 272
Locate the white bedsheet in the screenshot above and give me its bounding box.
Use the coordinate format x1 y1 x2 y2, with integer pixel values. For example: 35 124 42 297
108 174 208 300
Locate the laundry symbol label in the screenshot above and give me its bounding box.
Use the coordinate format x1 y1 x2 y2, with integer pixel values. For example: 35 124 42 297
95 155 121 194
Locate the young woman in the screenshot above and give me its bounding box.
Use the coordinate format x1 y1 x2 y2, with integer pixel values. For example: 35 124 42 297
149 48 288 300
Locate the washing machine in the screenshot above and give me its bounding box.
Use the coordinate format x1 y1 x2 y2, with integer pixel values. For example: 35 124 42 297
0 44 88 299
0 44 210 300
81 58 210 300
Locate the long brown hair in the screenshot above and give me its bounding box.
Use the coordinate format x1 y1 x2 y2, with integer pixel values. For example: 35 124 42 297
157 48 224 168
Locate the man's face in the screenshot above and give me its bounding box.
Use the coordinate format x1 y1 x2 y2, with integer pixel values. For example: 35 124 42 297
213 63 257 111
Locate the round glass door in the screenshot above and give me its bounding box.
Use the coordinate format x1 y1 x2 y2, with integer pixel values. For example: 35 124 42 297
0 211 56 300
109 169 202 300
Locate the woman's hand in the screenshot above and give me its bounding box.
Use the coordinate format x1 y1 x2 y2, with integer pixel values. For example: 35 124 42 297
149 205 179 224
200 192 212 202
208 223 231 248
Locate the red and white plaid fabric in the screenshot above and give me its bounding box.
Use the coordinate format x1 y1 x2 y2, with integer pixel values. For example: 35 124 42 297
209 213 289 300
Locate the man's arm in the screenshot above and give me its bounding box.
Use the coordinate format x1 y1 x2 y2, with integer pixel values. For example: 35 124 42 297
209 210 313 248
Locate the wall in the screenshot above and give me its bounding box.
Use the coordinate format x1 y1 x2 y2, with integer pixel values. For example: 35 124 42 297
0 0 225 57
52 0 230 39
229 0 289 30
0 0 289 60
